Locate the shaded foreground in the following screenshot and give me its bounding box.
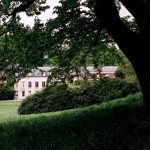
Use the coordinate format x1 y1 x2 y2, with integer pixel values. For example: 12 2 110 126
0 93 150 150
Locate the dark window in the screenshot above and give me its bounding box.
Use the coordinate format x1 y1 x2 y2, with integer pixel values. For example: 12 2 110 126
22 81 25 87
15 90 18 96
28 91 31 95
28 81 32 87
22 91 25 97
35 82 39 88
42 82 46 87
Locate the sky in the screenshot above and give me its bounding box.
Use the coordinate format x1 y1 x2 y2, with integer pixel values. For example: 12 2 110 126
20 0 132 27
20 0 60 27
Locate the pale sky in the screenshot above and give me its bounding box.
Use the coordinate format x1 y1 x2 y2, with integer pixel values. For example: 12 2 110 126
20 0 132 27
20 0 60 27
120 5 133 18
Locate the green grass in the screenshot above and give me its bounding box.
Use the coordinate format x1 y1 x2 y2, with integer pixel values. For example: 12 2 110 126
0 93 150 150
0 101 21 122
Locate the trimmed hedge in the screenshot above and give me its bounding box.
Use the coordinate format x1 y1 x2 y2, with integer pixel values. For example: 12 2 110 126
0 85 15 100
18 78 140 114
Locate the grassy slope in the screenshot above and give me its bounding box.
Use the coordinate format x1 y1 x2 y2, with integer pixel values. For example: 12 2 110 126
0 93 150 150
0 101 21 122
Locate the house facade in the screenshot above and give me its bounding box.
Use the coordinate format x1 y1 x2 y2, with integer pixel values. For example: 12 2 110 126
14 67 51 100
14 66 118 100
100 66 118 78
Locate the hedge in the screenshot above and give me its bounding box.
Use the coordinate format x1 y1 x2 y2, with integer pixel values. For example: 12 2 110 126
18 78 140 114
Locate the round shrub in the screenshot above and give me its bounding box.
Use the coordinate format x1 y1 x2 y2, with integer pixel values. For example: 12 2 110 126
0 85 15 100
18 78 140 114
18 84 78 114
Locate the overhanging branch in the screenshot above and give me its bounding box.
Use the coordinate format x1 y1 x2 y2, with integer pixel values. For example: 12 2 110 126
119 0 148 33
94 0 141 59
9 0 36 20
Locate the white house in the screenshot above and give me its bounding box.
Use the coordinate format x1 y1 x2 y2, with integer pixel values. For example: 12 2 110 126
14 66 118 100
14 67 51 100
101 66 118 78
78 66 118 78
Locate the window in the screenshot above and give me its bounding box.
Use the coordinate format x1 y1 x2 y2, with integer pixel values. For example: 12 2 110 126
15 90 18 96
42 82 46 87
22 81 25 87
45 72 49 76
42 72 45 76
28 91 31 95
22 91 25 97
15 83 18 88
28 81 32 87
35 82 39 88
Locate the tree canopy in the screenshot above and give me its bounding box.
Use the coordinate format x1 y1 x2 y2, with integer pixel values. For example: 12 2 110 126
0 0 128 85
94 0 150 110
0 0 148 110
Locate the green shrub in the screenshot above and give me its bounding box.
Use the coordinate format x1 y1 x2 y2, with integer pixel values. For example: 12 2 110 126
0 85 15 100
78 77 139 102
115 69 125 79
18 84 78 114
18 78 140 114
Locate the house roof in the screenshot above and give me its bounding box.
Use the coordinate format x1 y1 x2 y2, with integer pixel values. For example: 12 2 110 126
80 66 118 74
101 66 118 73
26 66 118 77
37 67 52 72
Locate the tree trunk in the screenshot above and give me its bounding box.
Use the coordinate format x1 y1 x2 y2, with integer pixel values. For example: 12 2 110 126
94 0 150 111
126 45 150 111
135 64 150 111
110 30 150 111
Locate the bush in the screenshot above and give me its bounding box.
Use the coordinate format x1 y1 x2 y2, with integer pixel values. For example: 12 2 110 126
115 70 125 79
0 85 15 100
78 77 139 102
18 78 140 114
18 84 78 114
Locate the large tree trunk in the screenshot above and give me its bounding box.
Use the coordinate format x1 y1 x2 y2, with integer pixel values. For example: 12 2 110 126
135 62 150 111
126 42 150 111
94 0 150 111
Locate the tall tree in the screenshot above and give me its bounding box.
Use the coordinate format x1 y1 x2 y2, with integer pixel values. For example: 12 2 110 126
0 0 124 84
0 0 143 107
0 0 50 86
94 0 150 110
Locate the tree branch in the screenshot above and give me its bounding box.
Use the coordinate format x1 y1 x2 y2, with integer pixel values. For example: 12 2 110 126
9 0 36 20
94 0 142 59
119 0 149 34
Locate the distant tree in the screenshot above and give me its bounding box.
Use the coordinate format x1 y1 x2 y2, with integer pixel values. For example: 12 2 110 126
0 19 48 86
0 0 50 86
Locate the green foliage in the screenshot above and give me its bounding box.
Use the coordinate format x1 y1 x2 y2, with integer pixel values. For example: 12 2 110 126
18 78 140 114
79 78 140 101
1 93 150 150
44 0 125 71
18 84 75 114
0 85 15 100
115 69 125 79
0 20 50 86
0 0 132 86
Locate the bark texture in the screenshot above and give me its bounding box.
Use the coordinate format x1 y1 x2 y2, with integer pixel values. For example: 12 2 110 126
95 0 150 111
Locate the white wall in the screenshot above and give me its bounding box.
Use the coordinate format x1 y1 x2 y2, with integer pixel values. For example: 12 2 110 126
14 76 48 100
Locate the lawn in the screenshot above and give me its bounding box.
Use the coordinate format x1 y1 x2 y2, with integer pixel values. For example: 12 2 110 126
0 100 63 123
0 93 150 150
0 101 21 122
